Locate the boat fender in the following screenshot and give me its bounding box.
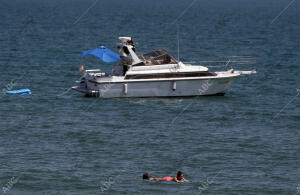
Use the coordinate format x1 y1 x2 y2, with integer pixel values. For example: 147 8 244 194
172 81 176 91
124 84 128 94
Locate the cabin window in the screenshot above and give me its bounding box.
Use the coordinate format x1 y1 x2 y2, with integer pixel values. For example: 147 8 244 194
138 49 178 65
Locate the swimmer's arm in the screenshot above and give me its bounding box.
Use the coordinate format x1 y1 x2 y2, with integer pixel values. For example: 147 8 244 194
173 177 179 182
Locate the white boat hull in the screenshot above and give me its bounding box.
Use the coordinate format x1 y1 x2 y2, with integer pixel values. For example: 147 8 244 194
73 76 237 98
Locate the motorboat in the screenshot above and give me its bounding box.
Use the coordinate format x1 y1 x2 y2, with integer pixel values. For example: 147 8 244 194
72 37 257 98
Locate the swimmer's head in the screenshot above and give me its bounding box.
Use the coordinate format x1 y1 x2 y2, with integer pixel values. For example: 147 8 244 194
177 171 184 180
143 173 150 180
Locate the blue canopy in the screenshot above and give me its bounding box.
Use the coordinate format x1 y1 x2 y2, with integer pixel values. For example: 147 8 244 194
82 46 121 63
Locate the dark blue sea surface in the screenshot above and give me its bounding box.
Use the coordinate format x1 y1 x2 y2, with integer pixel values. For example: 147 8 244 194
0 0 300 194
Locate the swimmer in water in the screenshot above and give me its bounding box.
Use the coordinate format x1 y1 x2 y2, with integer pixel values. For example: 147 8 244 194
143 171 188 182
162 171 187 182
142 173 163 181
174 171 188 182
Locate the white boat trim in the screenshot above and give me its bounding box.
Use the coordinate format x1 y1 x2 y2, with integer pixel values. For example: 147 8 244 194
88 73 241 84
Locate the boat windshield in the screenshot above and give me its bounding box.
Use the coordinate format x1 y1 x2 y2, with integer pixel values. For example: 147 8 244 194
137 49 178 66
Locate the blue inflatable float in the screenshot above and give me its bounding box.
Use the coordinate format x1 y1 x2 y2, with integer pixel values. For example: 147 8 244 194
6 89 31 95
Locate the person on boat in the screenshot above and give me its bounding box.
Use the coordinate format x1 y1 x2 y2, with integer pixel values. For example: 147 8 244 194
128 38 136 52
